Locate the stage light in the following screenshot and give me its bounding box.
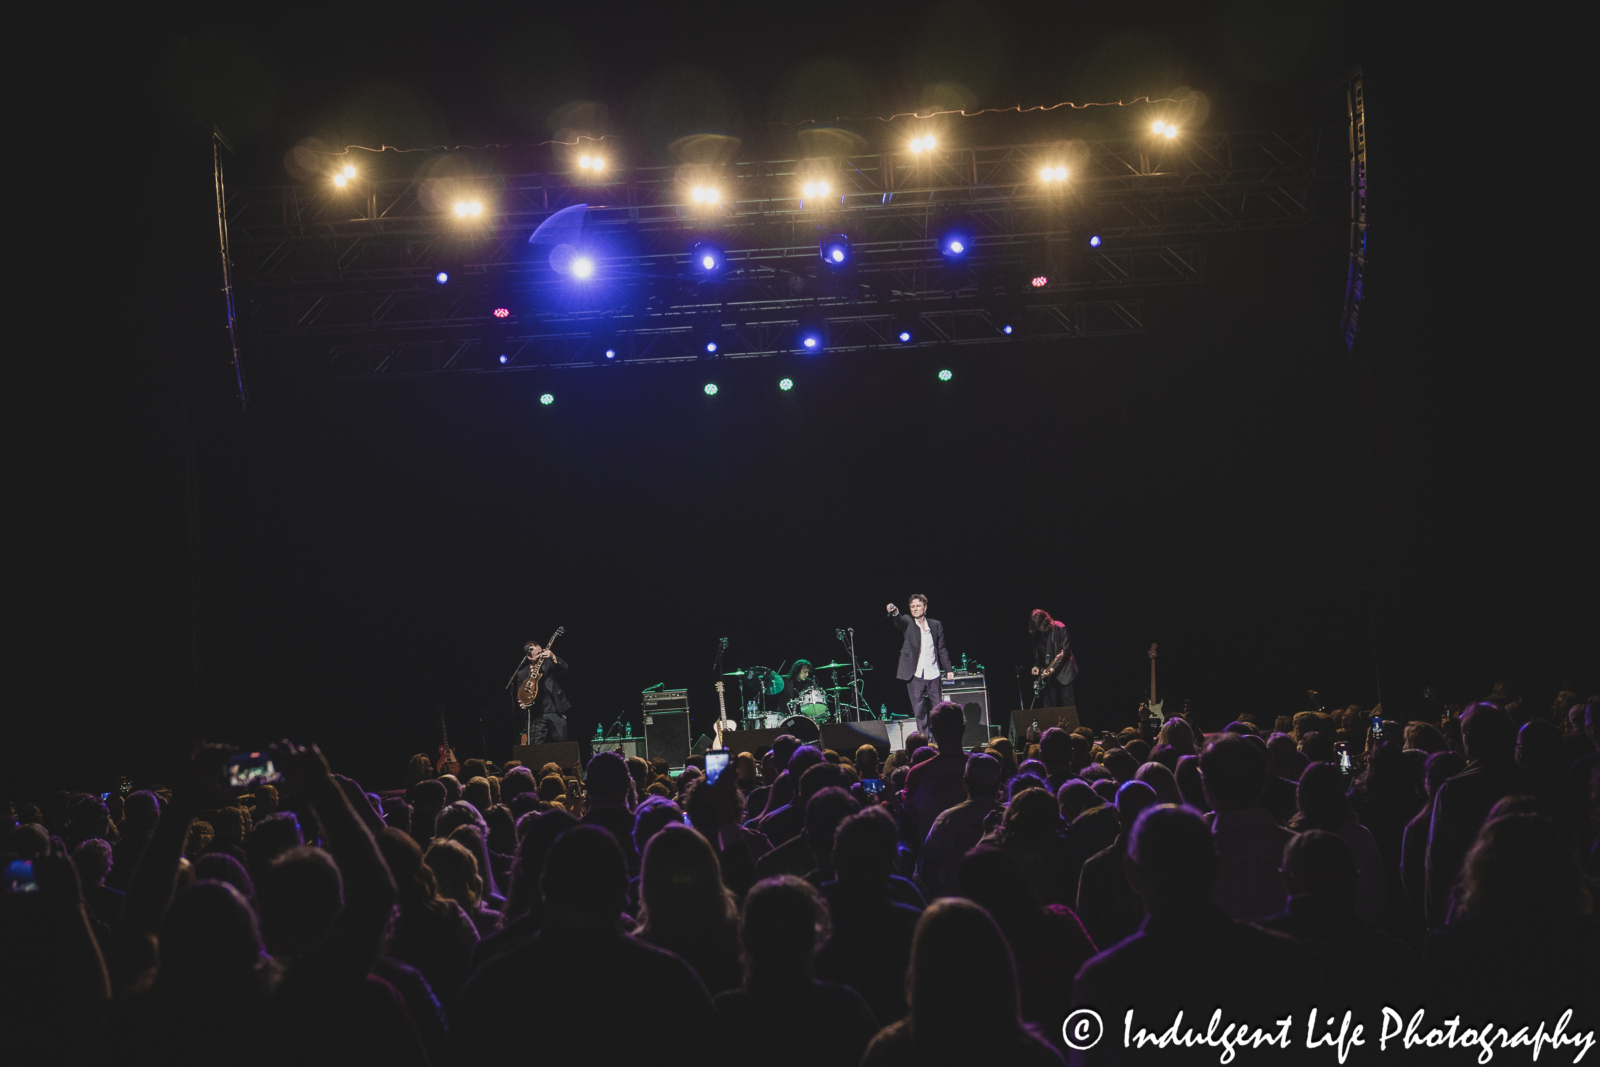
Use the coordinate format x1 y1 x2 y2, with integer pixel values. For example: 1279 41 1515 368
435 271 450 284
692 241 724 273
938 369 953 381
910 135 935 153
779 378 793 391
947 239 965 255
803 336 818 349
571 256 595 279
604 348 617 360
820 233 850 266
802 180 831 199
1002 324 1014 335
454 201 483 217
1152 121 1167 134
692 186 720 204
704 383 719 396
498 354 508 364
1164 125 1178 139
1088 235 1101 248
705 341 719 354
898 330 912 343
540 393 554 405
1031 275 1049 288
1040 166 1067 182
493 307 510 319
343 165 356 178
333 174 347 187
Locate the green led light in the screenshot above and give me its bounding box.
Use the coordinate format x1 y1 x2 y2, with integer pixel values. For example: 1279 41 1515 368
704 383 719 396
539 393 554 405
778 378 794 391
937 369 953 381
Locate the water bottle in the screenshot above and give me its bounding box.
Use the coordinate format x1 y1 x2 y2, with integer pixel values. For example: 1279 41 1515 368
880 704 888 718
593 723 604 741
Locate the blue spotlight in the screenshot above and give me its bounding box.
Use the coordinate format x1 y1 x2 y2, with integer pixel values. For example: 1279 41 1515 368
705 341 718 354
819 232 850 267
571 256 595 279
1001 324 1014 335
498 354 508 364
940 224 973 260
1088 235 1102 248
604 348 617 360
435 271 449 284
898 330 912 343
692 241 724 273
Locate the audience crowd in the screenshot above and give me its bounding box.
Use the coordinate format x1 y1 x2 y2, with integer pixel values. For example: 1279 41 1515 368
4 688 1597 1064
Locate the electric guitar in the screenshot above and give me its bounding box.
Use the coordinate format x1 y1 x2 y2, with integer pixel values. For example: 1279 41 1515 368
712 681 739 750
1146 643 1165 722
1033 649 1066 698
437 712 461 776
516 625 566 709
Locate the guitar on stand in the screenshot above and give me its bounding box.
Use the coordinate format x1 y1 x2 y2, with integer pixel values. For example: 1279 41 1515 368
1139 643 1165 736
712 681 739 750
437 712 461 777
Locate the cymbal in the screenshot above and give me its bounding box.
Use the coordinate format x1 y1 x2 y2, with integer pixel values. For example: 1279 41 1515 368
722 670 748 676
814 661 853 670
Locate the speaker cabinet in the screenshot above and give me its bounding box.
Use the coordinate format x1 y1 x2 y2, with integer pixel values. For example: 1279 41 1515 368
644 710 691 768
822 720 891 756
945 674 991 748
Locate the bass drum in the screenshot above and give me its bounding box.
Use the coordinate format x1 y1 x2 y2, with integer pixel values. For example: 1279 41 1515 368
778 715 820 743
798 687 830 722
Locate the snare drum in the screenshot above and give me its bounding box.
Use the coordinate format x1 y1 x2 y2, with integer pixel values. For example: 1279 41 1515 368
760 712 786 730
799 687 830 722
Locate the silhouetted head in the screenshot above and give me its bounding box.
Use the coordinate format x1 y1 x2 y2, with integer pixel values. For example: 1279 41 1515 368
739 875 829 989
1133 762 1182 806
1281 829 1358 907
1455 813 1592 924
637 823 735 941
256 846 343 961
957 845 1039 934
541 824 626 924
802 787 861 868
1125 804 1218 909
930 702 966 748
1293 762 1355 832
1038 727 1073 771
831 807 898 887
1200 735 1269 811
193 852 255 903
1423 750 1467 795
1515 719 1563 773
1461 704 1516 764
585 751 632 804
158 880 274 995
1002 787 1062 839
963 753 1003 800
1114 779 1160 832
1056 779 1099 822
906 898 1024 1045
631 796 686 854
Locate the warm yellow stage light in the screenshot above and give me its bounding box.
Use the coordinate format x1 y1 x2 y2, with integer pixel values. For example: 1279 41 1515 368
1152 121 1166 133
1054 167 1067 180
471 201 483 215
333 174 347 187
592 157 605 171
579 155 592 169
692 187 719 204
910 135 936 153
343 165 356 178
1163 126 1178 139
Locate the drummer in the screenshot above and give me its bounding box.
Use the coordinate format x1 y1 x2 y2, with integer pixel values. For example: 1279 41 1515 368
783 660 816 701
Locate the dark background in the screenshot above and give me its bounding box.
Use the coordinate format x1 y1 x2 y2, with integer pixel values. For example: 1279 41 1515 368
12 2 1593 798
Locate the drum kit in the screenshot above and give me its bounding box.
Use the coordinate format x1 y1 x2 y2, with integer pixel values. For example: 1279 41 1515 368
722 658 873 733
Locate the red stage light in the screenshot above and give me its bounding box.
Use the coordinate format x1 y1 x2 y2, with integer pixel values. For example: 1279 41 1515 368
1031 275 1049 288
493 307 510 318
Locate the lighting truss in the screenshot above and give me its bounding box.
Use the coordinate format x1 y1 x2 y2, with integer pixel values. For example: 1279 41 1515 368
224 127 1338 379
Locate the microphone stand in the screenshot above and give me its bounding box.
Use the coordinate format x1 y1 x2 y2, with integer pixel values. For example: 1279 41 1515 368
837 627 869 721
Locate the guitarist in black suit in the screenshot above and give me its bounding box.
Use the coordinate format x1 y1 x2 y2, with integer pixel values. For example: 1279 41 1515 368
887 594 955 734
513 640 572 744
1029 609 1078 709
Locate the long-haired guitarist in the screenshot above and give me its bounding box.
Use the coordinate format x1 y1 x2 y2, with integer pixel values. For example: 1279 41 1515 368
513 637 572 744
1029 609 1078 709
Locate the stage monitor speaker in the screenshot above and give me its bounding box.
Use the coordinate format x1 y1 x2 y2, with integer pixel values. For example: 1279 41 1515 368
1010 706 1080 736
883 718 918 751
513 742 584 777
644 710 691 768
822 720 891 756
592 739 644 759
719 727 786 756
